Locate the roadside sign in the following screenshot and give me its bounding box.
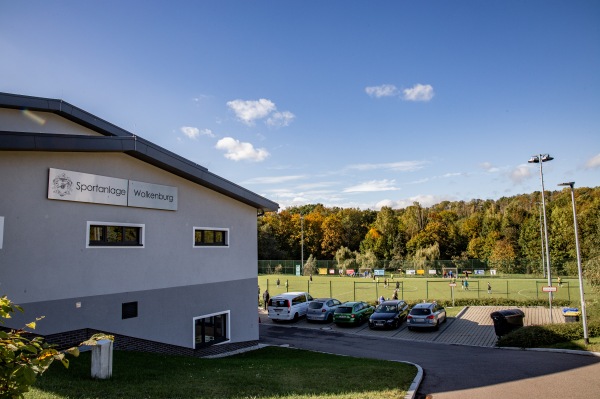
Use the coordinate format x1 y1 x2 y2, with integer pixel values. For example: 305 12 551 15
542 286 557 292
449 283 457 287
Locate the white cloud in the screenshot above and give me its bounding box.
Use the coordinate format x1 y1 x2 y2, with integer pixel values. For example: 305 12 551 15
227 99 276 125
215 137 269 162
480 162 500 173
180 126 216 139
403 84 434 102
510 164 532 183
244 175 307 184
347 161 427 172
181 126 199 139
343 179 400 193
365 84 399 98
266 111 295 127
585 153 600 169
376 194 450 210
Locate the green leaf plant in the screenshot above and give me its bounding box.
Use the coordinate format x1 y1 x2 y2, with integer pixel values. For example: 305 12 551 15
0 295 80 399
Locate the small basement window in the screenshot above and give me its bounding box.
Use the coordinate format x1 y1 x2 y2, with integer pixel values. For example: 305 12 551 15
122 302 138 319
194 228 229 247
194 312 229 348
87 222 144 247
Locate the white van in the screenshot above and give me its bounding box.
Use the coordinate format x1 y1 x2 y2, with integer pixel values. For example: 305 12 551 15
267 291 313 321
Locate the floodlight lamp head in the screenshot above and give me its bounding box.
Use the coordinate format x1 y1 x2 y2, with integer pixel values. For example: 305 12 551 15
558 182 575 188
541 154 554 162
528 156 539 163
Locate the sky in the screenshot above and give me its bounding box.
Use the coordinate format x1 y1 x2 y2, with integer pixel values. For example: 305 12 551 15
1 1 599 211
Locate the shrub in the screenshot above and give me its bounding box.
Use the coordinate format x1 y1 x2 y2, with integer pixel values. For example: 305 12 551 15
424 297 572 308
0 296 79 398
497 321 600 348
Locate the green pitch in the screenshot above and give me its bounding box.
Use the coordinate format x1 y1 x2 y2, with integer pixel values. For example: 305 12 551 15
258 274 581 304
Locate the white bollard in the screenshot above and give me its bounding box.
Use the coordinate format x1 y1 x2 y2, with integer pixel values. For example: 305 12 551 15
91 339 113 379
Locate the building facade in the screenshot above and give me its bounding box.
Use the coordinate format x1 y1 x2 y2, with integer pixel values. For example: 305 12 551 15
0 92 278 356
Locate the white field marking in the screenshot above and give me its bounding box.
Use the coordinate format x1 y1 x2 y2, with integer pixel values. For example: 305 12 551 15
517 289 534 299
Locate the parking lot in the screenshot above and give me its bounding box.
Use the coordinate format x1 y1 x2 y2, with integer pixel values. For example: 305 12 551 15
259 306 566 348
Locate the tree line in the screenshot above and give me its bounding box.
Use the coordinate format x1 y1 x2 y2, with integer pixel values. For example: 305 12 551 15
258 186 600 277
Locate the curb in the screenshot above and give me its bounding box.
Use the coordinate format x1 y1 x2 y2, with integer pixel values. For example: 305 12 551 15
399 361 424 399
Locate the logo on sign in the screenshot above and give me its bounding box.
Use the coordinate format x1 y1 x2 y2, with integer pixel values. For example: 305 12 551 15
52 173 73 197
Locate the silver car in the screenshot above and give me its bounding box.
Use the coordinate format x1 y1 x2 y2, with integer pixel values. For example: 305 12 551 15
306 298 342 322
406 302 447 331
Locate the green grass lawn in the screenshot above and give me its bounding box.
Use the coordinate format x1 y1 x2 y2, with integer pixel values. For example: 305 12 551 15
26 347 416 399
259 274 587 304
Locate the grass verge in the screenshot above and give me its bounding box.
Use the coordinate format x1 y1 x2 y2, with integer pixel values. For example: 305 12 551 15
26 346 416 399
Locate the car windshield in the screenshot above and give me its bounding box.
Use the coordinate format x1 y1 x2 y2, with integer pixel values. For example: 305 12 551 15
336 307 353 314
376 305 397 313
410 308 431 316
308 302 324 309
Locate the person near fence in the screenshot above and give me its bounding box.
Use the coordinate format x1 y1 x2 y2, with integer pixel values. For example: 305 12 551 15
487 282 491 294
464 279 469 291
392 289 398 300
276 278 280 287
262 289 270 310
379 295 385 304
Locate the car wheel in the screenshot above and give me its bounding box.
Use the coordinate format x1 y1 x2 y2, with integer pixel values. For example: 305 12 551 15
327 314 334 323
434 321 440 331
443 315 447 323
393 320 399 329
408 326 413 331
293 313 299 322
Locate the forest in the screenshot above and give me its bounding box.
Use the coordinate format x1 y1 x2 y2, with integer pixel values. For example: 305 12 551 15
258 186 600 277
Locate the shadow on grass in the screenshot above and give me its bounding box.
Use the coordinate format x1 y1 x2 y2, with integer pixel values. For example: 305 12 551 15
28 347 416 399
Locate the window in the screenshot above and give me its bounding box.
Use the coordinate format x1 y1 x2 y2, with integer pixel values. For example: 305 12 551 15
122 302 138 319
194 312 229 348
194 227 228 247
87 222 144 247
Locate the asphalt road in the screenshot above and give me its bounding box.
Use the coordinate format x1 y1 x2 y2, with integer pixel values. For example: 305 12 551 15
259 323 600 399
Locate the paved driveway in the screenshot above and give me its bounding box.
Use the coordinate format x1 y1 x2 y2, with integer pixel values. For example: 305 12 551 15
259 306 566 348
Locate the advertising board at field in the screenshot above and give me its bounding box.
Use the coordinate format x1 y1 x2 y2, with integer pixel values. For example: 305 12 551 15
374 269 385 276
490 269 497 275
428 269 437 275
475 270 485 275
346 269 355 276
318 268 328 275
406 270 416 275
48 168 178 211
417 270 425 275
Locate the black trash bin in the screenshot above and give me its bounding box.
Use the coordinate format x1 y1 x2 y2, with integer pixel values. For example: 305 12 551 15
490 309 525 337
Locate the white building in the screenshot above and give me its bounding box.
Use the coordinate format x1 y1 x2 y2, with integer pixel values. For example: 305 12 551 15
0 92 278 356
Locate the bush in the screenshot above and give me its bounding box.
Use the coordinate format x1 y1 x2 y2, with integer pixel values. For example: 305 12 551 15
426 297 572 308
497 321 600 348
0 296 79 398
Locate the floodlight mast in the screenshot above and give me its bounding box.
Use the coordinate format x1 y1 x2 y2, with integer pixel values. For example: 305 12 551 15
558 182 589 345
528 154 553 322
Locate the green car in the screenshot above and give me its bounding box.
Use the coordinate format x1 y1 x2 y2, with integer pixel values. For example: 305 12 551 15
333 301 374 326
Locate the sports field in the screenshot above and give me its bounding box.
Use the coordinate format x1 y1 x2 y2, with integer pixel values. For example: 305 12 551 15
258 274 583 304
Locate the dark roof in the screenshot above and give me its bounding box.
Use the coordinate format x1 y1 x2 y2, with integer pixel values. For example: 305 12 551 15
0 92 278 212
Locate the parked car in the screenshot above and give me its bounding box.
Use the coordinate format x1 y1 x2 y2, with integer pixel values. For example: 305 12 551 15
267 292 314 322
406 302 447 331
368 300 409 329
307 298 342 322
333 301 374 326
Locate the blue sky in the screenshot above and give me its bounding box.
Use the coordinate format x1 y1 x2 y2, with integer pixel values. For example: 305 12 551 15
2 1 599 210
